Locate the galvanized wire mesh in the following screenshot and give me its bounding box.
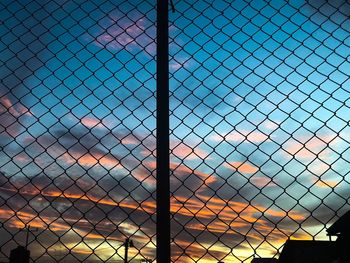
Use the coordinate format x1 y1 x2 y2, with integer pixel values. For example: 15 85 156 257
1 0 350 263
169 0 350 262
0 0 156 262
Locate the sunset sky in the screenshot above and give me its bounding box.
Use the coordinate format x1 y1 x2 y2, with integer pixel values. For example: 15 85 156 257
1 0 350 262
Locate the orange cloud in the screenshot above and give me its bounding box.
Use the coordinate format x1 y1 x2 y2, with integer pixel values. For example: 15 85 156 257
78 153 116 168
313 179 339 188
172 193 306 224
0 181 311 263
60 152 123 170
0 186 156 215
224 162 259 174
265 209 305 221
2 179 307 231
0 197 156 260
172 163 217 185
169 193 309 263
0 208 145 246
13 152 125 176
141 140 209 161
132 161 216 188
0 208 69 232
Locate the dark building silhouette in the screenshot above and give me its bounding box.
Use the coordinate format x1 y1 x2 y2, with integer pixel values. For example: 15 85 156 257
278 210 350 263
327 210 350 263
327 210 350 237
251 258 278 263
278 240 338 263
9 246 30 263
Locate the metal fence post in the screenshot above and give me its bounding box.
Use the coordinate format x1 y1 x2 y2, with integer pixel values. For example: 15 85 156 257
156 0 170 262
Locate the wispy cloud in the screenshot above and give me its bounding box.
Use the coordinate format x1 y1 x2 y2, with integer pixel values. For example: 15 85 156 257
0 96 32 118
211 130 270 144
283 133 338 161
86 16 155 54
250 175 277 187
171 142 210 160
80 116 106 129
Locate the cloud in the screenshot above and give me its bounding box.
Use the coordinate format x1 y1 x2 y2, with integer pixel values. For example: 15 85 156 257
170 163 217 185
224 161 259 174
0 203 155 261
169 57 193 72
282 133 338 162
62 152 123 171
314 180 339 188
80 116 106 129
0 96 32 118
142 161 216 189
170 191 309 261
0 182 157 233
87 17 155 54
0 96 33 138
171 142 210 160
1 119 343 263
0 0 52 120
211 130 270 144
1 168 306 227
250 175 276 188
261 120 280 130
1 107 347 262
121 135 141 145
0 165 337 263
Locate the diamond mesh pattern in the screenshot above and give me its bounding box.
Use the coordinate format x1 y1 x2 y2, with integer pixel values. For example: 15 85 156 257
0 0 156 262
2 0 350 262
169 0 350 262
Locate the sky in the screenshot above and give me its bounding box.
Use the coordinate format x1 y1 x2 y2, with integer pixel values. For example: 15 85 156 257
1 0 350 262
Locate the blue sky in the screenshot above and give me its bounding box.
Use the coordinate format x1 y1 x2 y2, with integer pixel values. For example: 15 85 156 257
1 0 350 262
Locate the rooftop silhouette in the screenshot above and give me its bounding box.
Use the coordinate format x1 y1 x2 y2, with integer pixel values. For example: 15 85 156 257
251 209 350 263
327 210 350 237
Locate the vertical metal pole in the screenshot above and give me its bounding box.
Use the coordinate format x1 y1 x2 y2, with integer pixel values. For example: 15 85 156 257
25 226 30 249
124 238 129 263
156 0 170 262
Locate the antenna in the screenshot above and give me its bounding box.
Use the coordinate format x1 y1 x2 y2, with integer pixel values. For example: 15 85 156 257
19 225 39 248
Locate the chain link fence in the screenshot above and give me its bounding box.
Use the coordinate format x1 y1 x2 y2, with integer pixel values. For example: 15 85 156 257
169 0 350 262
1 0 157 262
1 0 350 262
